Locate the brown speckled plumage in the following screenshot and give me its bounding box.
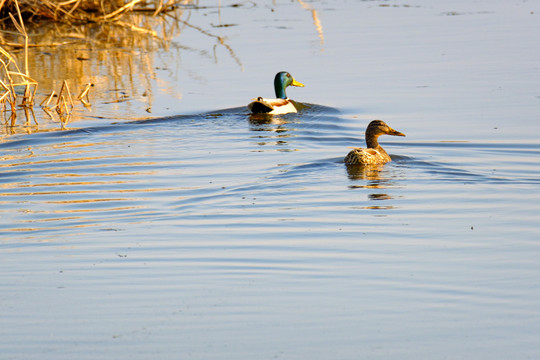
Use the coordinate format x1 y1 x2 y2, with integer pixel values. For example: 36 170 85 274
344 120 405 165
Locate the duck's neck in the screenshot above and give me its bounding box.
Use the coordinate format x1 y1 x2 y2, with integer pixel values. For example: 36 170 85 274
274 80 287 99
365 132 390 159
365 131 380 150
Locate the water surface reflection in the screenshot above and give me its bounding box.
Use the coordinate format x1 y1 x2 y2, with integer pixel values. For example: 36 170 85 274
2 2 540 359
0 0 330 138
346 163 398 211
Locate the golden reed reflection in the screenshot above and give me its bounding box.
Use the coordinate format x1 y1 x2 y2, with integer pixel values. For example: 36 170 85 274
19 205 144 215
6 208 159 232
0 187 174 197
0 1 245 136
0 179 175 231
0 137 185 233
296 0 325 49
0 154 129 171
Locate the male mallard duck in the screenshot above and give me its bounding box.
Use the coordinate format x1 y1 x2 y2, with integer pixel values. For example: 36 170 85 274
344 120 406 165
248 71 304 114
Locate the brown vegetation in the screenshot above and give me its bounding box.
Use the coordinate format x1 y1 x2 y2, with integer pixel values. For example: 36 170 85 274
0 0 179 23
0 0 187 131
0 1 243 134
0 0 38 127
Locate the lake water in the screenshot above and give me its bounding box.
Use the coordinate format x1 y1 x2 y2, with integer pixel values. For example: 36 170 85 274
1 1 540 359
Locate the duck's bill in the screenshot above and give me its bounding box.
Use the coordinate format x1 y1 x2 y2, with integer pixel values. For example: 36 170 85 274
390 129 406 137
291 78 305 87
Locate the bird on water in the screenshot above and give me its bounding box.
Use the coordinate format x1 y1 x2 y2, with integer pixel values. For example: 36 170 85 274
344 120 406 165
248 71 304 115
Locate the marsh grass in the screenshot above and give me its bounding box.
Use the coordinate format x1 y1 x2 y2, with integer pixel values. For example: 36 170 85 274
0 0 243 134
0 0 39 129
0 0 179 23
0 0 180 131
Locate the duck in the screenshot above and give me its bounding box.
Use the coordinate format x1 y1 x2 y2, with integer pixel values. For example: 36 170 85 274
248 71 304 114
344 120 406 165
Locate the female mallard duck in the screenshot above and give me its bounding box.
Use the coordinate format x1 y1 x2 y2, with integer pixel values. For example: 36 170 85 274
248 71 304 114
344 120 406 165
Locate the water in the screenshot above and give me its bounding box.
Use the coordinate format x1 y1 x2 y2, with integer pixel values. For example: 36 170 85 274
1 1 540 359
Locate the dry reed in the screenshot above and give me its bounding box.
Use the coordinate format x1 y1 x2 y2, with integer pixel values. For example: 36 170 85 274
0 0 179 23
1 0 243 133
0 0 185 128
0 0 38 120
0 0 103 129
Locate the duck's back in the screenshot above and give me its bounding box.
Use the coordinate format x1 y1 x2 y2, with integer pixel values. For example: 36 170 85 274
344 147 391 165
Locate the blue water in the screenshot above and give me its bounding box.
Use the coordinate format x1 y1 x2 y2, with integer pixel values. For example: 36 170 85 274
1 1 540 359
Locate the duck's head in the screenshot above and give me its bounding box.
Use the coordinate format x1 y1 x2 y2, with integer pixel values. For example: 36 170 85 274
274 71 304 99
366 120 406 138
365 120 405 149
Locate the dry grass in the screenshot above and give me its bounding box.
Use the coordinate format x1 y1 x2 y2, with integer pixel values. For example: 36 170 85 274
0 0 76 130
0 0 243 133
0 0 183 130
0 0 38 125
0 0 179 23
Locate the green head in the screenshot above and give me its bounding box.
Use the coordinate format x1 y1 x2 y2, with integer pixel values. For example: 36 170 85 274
274 71 304 99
